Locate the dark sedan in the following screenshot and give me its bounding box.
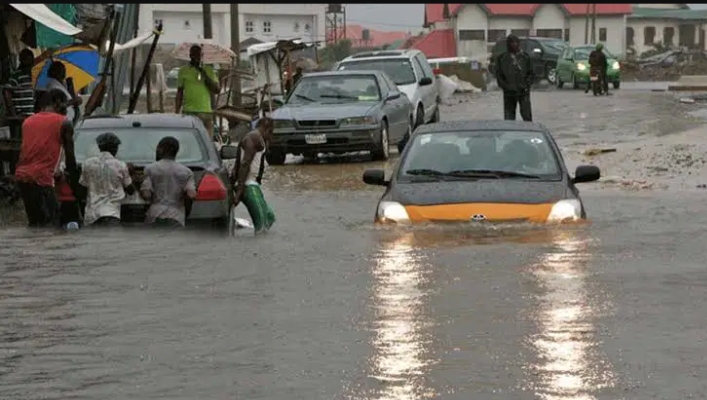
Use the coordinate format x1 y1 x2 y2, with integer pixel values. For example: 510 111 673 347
56 113 240 229
362 120 601 224
267 70 414 165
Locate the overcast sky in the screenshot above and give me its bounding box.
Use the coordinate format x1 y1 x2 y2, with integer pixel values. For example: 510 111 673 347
344 4 707 32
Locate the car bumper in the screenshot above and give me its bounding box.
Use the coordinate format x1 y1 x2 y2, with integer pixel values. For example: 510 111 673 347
271 128 379 154
61 198 230 225
575 70 621 83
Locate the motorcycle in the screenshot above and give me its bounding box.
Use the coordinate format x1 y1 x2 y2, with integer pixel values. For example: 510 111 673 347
589 67 603 96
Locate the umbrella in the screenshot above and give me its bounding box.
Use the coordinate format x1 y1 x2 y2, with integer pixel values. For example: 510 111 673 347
32 44 100 92
171 39 236 65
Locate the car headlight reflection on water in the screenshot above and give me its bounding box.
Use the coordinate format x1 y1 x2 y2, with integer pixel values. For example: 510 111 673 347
612 61 620 70
547 199 582 223
576 63 587 71
377 201 410 223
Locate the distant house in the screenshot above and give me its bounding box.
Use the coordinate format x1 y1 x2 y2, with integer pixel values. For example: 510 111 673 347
422 4 632 59
627 5 707 55
343 24 410 49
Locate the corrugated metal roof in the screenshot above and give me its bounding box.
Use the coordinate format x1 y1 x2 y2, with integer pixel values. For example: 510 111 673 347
411 29 456 59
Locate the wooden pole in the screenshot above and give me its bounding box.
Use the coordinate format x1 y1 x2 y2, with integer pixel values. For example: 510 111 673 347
230 3 241 107
203 4 213 39
584 4 590 44
146 65 152 113
127 23 163 114
591 4 597 44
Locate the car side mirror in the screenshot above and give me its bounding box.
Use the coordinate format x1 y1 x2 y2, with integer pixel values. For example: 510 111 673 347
363 169 388 186
418 76 434 86
220 145 239 160
573 165 601 184
386 91 401 101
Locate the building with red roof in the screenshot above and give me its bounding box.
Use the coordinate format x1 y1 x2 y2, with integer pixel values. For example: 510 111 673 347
343 24 411 49
421 4 632 60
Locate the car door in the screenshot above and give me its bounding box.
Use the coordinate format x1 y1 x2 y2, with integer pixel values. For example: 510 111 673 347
522 39 545 78
556 48 569 81
413 54 436 122
379 73 407 141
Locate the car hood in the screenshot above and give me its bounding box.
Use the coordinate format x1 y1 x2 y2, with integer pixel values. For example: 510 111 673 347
272 102 378 120
391 179 568 205
397 83 417 101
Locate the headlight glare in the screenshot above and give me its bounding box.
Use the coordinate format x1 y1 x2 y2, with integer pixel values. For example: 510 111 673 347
377 201 410 223
341 116 377 126
576 63 587 71
547 199 582 223
612 61 620 70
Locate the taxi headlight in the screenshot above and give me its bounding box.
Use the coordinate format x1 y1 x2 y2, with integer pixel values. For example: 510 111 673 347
612 61 620 70
377 201 410 223
341 116 377 126
576 63 587 71
547 199 582 223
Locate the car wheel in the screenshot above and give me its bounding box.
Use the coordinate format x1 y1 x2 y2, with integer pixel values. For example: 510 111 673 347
371 120 390 161
265 150 286 166
613 81 620 89
546 66 557 85
430 102 440 123
414 104 424 128
556 73 564 89
571 73 579 90
397 117 413 154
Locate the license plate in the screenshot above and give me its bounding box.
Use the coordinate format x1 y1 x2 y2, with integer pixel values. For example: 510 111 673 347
305 134 327 144
590 76 598 82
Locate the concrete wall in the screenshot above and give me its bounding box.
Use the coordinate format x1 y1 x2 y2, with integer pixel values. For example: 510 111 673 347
139 4 326 48
628 18 707 54
567 16 626 53
533 4 567 31
454 4 488 58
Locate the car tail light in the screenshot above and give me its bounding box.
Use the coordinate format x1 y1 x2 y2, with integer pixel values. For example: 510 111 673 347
56 179 75 202
433 68 442 76
195 173 227 201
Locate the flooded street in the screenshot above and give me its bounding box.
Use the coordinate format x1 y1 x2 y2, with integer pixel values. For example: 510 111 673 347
3 87 707 399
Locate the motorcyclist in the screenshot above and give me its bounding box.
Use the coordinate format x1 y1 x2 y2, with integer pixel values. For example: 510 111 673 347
587 43 609 96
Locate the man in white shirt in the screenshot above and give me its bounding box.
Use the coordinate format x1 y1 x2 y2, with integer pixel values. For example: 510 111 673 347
45 61 82 125
78 132 136 226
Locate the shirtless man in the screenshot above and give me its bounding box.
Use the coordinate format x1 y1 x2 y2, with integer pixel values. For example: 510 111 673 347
232 117 275 235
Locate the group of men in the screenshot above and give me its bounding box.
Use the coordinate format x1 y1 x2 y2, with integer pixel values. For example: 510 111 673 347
5 44 276 235
494 35 612 122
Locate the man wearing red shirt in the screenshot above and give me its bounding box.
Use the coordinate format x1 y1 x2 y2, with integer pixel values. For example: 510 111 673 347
14 89 77 227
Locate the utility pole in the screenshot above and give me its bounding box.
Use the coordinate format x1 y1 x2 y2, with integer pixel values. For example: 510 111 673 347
584 4 590 44
591 4 597 44
230 3 241 106
203 4 213 39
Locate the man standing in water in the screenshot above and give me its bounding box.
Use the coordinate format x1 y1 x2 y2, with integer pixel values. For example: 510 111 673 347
232 117 275 235
175 45 220 136
14 89 77 227
495 34 534 121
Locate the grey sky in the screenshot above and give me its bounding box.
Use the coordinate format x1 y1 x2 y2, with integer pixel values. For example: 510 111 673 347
344 4 707 32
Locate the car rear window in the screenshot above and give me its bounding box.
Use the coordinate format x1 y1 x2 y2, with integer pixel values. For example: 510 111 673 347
338 58 416 86
74 127 207 164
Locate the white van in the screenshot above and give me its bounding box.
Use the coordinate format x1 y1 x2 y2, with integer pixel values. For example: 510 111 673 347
337 50 440 128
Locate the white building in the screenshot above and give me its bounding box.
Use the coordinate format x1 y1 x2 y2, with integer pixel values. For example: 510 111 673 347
626 4 707 55
138 4 326 48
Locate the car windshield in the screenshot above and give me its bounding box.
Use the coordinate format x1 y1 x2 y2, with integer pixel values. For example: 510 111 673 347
543 40 568 53
398 130 562 180
574 47 615 60
287 75 381 104
338 59 416 85
74 128 207 164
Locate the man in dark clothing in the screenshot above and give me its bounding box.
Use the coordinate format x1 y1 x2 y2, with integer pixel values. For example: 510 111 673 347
496 35 534 121
587 43 609 96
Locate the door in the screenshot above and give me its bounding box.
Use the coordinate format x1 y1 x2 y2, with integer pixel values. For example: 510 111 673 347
379 74 407 141
557 48 571 81
413 54 437 121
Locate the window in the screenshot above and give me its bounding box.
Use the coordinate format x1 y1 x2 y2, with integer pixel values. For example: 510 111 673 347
304 23 311 33
487 29 506 43
626 27 635 46
415 54 435 78
599 27 607 42
184 20 191 29
644 26 656 45
458 29 485 41
263 20 272 34
536 29 562 39
154 19 163 27
511 29 530 37
564 28 570 41
338 59 416 85
294 22 300 32
245 20 254 34
663 27 675 46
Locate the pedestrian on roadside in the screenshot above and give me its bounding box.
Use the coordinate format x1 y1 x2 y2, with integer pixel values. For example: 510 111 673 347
140 136 197 229
175 45 220 136
495 34 534 121
587 43 610 96
78 132 137 227
44 61 83 125
3 48 36 120
14 89 77 228
231 117 275 235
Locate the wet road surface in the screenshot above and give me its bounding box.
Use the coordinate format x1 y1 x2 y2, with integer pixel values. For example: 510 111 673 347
2 86 707 399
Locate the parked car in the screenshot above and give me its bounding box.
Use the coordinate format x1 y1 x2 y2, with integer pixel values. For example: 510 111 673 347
489 37 568 85
556 45 621 90
362 120 600 224
267 70 414 164
56 113 239 229
336 49 440 129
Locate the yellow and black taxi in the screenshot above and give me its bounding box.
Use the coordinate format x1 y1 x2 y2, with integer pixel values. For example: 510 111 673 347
363 120 601 224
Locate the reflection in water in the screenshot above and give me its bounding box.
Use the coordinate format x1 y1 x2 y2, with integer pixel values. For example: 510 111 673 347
528 232 614 399
368 233 436 399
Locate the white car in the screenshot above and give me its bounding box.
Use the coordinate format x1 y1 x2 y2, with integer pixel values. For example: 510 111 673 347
337 50 440 132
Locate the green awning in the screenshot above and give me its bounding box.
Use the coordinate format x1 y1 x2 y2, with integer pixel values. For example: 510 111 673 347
35 4 77 49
